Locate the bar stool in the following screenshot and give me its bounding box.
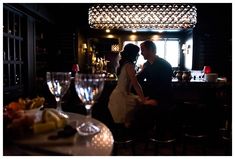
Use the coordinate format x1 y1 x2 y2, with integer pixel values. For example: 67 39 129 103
145 108 178 155
221 132 232 155
146 128 177 155
181 101 209 155
218 104 232 155
111 123 136 155
216 85 232 155
182 127 208 155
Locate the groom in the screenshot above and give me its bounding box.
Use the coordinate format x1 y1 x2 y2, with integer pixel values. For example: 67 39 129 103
132 40 174 138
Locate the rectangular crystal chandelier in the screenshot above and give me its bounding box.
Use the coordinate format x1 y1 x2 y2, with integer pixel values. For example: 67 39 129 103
89 4 197 30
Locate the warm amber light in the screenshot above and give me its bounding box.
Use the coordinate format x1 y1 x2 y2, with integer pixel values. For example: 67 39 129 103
111 44 120 52
82 43 87 49
151 35 160 41
129 35 137 41
107 34 115 38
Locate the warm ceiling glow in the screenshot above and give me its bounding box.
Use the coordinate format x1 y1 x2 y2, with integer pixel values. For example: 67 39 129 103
151 35 160 41
129 35 137 41
89 4 197 30
132 30 137 33
105 29 110 33
107 34 115 38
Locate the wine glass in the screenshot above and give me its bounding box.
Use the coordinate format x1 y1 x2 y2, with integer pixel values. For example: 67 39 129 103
74 73 104 136
46 72 71 118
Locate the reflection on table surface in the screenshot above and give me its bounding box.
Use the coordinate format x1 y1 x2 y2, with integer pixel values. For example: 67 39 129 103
7 112 114 156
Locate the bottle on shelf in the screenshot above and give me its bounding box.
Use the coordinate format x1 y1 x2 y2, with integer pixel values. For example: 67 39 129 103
72 64 80 77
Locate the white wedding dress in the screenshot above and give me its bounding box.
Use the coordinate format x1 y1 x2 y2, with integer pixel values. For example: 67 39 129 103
108 63 139 125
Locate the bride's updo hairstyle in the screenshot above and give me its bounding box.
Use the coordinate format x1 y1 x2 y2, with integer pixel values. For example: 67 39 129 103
117 44 140 75
120 43 140 63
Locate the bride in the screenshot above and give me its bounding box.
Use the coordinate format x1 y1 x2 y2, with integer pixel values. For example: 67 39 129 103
108 44 146 127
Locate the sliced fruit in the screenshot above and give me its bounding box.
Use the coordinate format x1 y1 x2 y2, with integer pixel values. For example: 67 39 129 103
33 121 56 134
42 109 66 128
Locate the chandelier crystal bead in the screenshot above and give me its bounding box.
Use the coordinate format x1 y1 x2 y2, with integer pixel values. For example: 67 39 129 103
89 4 197 30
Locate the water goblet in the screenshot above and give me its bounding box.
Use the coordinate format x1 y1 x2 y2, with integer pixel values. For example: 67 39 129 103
46 72 71 118
74 73 104 136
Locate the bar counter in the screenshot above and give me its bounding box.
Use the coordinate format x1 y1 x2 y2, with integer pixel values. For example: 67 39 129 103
31 76 231 136
39 76 231 112
97 77 231 104
171 78 231 103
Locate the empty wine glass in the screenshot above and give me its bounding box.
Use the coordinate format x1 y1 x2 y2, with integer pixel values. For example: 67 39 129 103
46 72 71 118
74 73 104 136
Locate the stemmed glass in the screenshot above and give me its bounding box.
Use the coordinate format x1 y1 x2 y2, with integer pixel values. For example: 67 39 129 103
46 72 71 118
74 73 104 136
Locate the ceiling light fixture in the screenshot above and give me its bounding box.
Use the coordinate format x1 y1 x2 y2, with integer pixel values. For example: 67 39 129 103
88 4 197 30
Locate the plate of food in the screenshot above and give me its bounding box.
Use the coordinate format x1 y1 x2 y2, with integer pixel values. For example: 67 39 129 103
4 96 45 119
4 96 70 140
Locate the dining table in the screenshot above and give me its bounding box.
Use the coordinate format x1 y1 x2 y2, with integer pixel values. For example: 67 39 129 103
4 112 114 156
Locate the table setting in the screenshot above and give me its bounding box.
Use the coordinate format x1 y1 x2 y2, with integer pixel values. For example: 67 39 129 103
3 72 114 156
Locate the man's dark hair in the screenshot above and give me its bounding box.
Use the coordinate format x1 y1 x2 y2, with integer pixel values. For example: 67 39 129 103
141 40 156 53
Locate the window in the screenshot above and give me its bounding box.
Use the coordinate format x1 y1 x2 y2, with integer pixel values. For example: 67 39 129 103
3 5 27 104
3 7 24 91
164 40 179 67
123 39 179 68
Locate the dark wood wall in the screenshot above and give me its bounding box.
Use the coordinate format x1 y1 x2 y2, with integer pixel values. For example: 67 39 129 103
193 3 232 81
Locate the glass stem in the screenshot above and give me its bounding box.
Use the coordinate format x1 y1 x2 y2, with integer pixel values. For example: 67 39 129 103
55 97 62 112
85 104 92 120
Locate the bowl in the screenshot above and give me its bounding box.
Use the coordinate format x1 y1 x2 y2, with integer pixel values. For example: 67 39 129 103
205 73 218 82
24 105 43 116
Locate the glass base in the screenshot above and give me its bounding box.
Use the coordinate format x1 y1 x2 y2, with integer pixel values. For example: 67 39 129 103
76 122 100 136
57 110 69 119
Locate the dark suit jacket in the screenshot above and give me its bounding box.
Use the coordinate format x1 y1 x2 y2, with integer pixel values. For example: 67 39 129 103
137 57 173 110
